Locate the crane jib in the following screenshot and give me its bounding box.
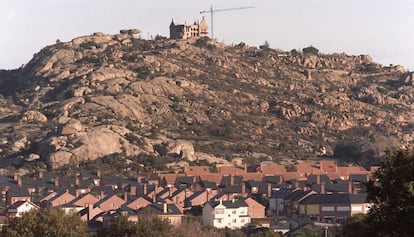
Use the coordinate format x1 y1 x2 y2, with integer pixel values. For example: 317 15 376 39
199 5 254 40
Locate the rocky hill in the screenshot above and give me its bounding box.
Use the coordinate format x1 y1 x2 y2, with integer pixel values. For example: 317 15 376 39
0 30 413 174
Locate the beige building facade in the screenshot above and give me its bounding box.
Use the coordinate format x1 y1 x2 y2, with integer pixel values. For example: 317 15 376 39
169 17 208 39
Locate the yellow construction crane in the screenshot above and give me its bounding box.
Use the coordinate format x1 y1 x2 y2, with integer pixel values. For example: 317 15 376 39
200 5 254 40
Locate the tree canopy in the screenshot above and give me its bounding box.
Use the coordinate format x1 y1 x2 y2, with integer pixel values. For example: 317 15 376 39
2 208 88 237
98 215 172 237
340 149 414 237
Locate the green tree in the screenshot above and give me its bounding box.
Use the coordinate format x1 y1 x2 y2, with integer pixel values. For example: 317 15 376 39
338 213 367 237
2 208 88 237
365 149 414 236
340 149 414 237
98 216 172 237
98 215 137 237
302 45 319 55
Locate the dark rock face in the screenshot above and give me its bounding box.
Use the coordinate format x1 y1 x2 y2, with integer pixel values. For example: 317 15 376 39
0 31 412 170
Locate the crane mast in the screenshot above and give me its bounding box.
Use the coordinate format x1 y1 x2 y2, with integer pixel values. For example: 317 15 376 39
200 5 254 40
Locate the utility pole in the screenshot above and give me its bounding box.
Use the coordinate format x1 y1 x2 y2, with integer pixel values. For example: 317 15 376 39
200 5 254 40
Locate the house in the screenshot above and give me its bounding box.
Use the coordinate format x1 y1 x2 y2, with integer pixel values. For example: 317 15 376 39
202 199 250 229
137 203 183 226
193 180 218 192
33 191 57 207
295 161 321 177
320 160 337 173
184 190 212 208
216 164 245 175
79 203 104 222
244 197 266 219
94 194 125 211
159 174 184 188
45 190 75 207
6 200 39 217
175 176 196 189
6 187 32 206
183 165 211 176
167 188 193 208
257 163 286 175
198 173 222 184
69 193 99 207
125 196 151 210
299 193 369 222
283 189 315 217
269 188 297 216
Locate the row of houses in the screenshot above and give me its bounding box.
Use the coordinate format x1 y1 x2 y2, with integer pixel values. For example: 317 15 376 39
0 160 375 230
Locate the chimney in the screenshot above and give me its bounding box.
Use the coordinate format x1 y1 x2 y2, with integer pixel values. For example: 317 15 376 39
17 176 22 188
192 176 197 185
316 175 321 184
230 175 234 186
163 202 167 214
175 196 179 204
87 203 93 221
96 170 101 178
76 189 81 197
204 190 209 203
54 177 60 187
267 183 272 197
244 163 247 173
320 182 326 194
153 191 156 203
348 180 353 194
143 184 148 196
38 171 43 180
75 176 80 187
279 175 284 185
294 181 300 189
124 192 128 201
130 186 137 196
242 182 246 196
100 191 105 200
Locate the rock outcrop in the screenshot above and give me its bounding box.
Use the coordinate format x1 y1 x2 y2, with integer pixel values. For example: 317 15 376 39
0 31 412 170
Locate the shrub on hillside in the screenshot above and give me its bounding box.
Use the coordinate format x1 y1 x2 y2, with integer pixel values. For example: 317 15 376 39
302 45 319 55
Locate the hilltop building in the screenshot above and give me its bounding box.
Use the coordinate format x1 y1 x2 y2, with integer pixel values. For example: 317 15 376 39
169 17 208 39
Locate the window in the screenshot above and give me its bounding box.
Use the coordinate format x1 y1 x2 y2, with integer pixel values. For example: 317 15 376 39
241 218 245 223
232 219 237 223
232 210 237 214
321 206 335 211
215 208 224 214
337 206 350 211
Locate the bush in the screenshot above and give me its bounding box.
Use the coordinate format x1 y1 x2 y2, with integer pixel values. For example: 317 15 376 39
302 45 319 55
259 41 270 50
195 37 216 50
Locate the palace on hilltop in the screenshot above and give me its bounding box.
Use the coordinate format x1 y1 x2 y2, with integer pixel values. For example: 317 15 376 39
169 17 208 39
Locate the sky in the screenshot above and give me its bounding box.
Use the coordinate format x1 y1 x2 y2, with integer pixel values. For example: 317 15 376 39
1 0 413 70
